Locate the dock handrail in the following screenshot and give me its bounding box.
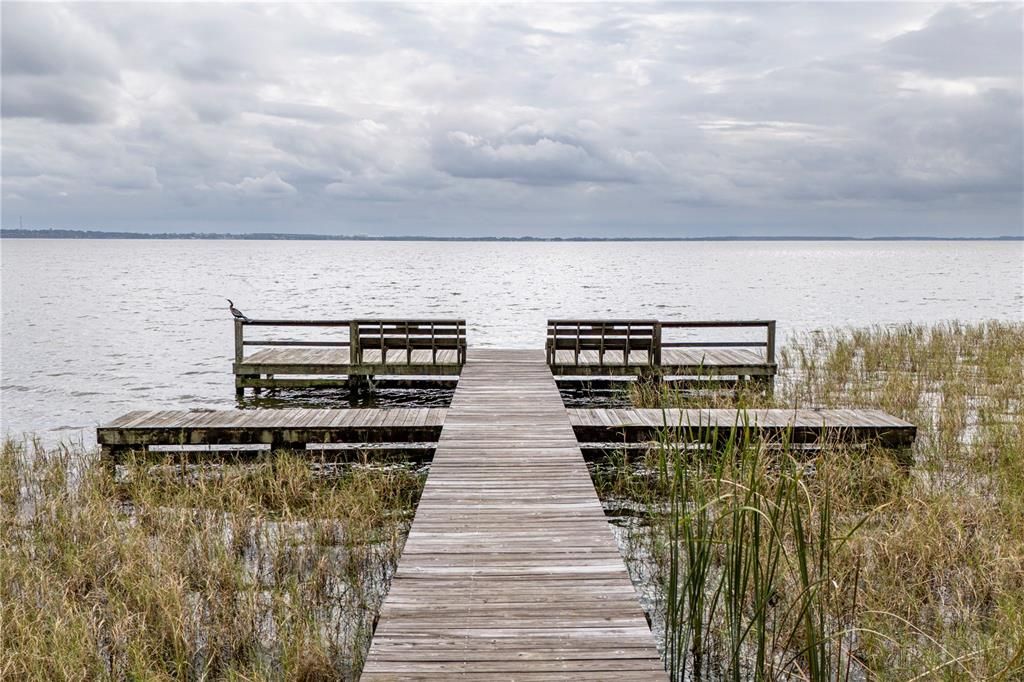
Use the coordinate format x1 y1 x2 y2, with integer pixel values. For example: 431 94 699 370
659 320 776 365
352 319 466 366
545 319 776 366
234 318 466 366
234 319 352 365
546 319 660 367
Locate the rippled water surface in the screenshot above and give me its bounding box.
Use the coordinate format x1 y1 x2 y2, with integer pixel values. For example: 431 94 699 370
2 239 1022 443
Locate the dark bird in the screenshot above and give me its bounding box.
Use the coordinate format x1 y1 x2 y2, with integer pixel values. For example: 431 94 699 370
227 299 249 321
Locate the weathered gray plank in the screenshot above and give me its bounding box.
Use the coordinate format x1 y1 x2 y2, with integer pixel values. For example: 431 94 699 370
96 408 446 452
568 408 916 447
362 349 665 679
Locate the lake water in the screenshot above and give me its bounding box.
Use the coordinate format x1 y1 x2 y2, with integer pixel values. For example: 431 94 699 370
2 239 1022 444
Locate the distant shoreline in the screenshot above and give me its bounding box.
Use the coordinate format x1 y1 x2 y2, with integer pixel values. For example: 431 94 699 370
1 228 1021 242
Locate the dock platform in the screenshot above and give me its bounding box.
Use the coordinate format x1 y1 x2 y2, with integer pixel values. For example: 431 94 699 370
547 320 777 387
569 408 916 449
233 318 466 396
97 407 446 461
360 349 666 679
96 327 919 678
97 406 916 461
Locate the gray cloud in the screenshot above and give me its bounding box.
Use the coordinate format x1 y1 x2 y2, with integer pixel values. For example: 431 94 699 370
1 2 1020 236
884 4 1023 78
1 76 116 123
431 124 661 186
1 3 121 124
1 3 119 79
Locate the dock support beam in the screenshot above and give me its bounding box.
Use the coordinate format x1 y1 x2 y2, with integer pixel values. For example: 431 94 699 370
234 319 246 398
347 374 372 396
99 445 118 476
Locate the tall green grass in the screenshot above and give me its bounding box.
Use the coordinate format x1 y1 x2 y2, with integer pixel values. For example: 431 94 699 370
605 321 1024 680
655 436 865 681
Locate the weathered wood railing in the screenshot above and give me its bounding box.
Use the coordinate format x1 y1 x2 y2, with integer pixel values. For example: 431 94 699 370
352 319 466 366
546 319 776 368
234 318 352 365
234 318 467 366
546 319 660 366
660 320 776 366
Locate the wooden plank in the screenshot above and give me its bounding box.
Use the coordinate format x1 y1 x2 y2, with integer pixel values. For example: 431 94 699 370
362 349 664 679
96 408 446 450
567 408 916 447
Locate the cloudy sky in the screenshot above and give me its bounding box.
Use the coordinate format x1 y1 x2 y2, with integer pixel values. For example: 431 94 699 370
2 2 1021 237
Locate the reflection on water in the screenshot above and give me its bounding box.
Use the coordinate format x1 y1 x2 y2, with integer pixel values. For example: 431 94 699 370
2 239 1022 442
239 386 455 410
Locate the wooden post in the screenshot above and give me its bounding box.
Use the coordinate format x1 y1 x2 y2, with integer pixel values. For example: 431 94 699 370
623 323 630 366
430 321 437 364
575 322 581 366
653 321 662 367
234 319 244 364
234 320 245 398
459 320 466 365
348 374 370 396
349 321 360 365
99 445 117 477
766 321 777 397
546 323 555 366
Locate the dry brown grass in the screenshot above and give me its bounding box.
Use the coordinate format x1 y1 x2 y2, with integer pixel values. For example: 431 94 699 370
0 445 424 680
629 377 774 410
608 321 1024 680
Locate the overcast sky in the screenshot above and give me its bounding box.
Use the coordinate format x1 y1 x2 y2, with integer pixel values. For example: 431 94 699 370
2 2 1021 237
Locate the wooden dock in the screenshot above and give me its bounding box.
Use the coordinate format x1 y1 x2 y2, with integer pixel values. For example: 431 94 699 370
97 407 446 461
547 320 777 387
569 408 917 449
97 336 920 678
233 319 466 396
231 318 777 396
97 406 916 461
82 312 932 677
360 349 667 680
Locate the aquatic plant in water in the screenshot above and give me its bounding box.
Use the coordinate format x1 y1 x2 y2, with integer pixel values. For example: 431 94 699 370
603 321 1024 681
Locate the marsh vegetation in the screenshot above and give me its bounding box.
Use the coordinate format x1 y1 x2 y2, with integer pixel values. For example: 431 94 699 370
0 447 424 680
598 321 1024 680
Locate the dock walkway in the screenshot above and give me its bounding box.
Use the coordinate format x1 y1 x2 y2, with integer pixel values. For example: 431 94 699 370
97 407 446 460
361 349 666 680
97 407 915 461
570 408 916 448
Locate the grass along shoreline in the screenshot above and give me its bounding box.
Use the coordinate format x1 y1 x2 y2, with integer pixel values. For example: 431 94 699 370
0 447 424 680
601 321 1024 680
2 320 1022 680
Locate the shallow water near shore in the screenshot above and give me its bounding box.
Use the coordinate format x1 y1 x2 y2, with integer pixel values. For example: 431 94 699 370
2 238 1022 442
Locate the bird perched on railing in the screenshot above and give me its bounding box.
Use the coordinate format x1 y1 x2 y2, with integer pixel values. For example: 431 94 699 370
227 299 249 322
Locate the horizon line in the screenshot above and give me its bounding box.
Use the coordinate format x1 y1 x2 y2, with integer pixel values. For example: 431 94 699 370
2 227 1024 240
1 228 1022 242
